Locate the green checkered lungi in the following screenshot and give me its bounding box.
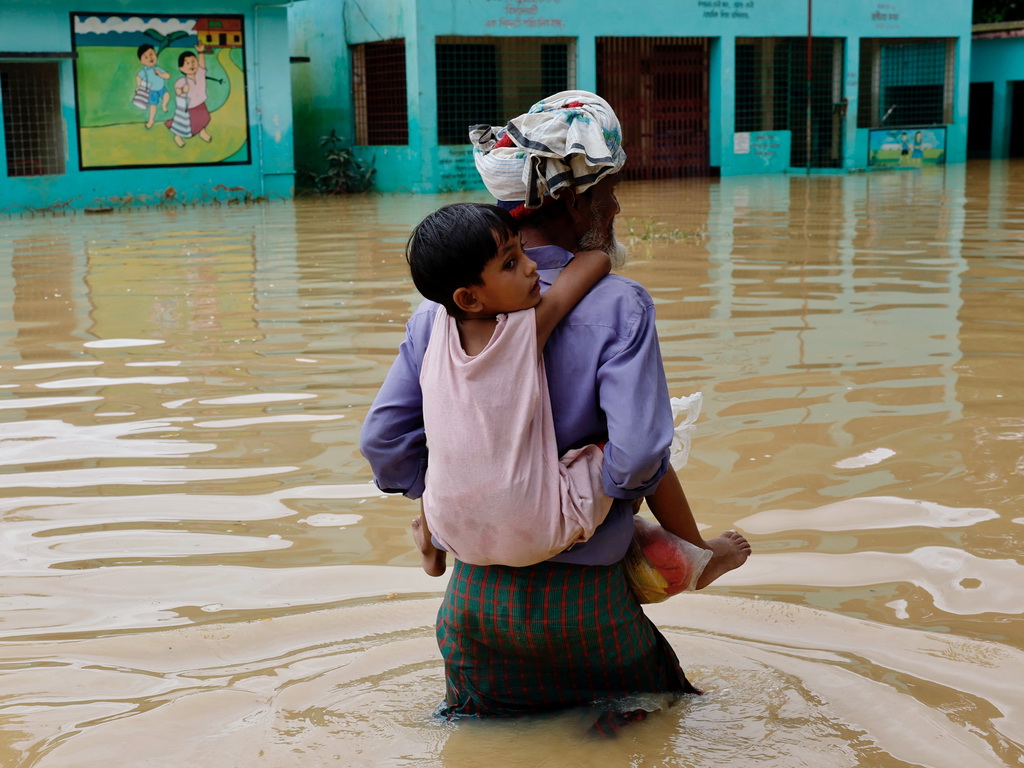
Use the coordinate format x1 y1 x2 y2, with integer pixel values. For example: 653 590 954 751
436 558 699 718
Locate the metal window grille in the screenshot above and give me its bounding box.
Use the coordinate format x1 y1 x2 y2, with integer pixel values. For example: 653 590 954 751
597 37 710 179
435 36 575 146
857 38 954 128
1 62 65 177
734 37 844 169
735 38 790 132
353 40 408 145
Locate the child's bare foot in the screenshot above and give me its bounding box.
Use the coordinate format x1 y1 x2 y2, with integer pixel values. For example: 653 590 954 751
412 516 446 577
696 531 751 589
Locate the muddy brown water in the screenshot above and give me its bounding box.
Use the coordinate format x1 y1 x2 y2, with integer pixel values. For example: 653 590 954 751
0 160 1022 767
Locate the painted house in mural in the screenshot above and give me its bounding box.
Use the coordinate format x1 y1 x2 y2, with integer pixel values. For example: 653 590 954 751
0 1 302 213
195 17 244 49
290 0 972 193
968 21 1024 159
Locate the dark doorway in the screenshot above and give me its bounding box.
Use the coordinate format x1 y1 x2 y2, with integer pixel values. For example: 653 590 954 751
1011 81 1024 158
597 37 710 179
779 37 844 169
968 82 993 158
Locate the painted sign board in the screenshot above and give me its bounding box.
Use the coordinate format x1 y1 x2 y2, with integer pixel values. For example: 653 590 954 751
868 127 946 167
71 13 251 170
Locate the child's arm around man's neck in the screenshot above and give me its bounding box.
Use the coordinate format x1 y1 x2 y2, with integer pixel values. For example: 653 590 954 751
533 250 611 350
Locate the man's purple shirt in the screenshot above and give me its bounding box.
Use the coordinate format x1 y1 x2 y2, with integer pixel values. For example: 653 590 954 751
359 244 674 565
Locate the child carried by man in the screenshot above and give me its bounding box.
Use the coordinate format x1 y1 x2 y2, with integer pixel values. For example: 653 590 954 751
405 202 749 594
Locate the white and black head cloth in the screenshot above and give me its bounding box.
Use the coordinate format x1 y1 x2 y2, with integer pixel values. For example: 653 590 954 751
469 90 625 216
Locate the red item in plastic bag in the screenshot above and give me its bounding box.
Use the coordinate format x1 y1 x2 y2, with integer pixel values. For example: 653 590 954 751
622 516 713 604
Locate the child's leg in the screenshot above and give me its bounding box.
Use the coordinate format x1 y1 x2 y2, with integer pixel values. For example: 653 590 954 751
645 470 706 547
146 104 156 128
412 508 446 577
644 471 751 589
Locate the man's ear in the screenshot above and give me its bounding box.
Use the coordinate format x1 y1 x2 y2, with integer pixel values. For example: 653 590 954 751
453 287 480 314
563 187 587 219
563 187 591 233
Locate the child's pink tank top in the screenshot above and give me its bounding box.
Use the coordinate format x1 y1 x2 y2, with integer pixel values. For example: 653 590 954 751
419 307 611 566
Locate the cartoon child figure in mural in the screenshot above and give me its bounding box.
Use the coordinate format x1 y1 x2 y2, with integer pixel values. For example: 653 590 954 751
899 132 911 166
911 131 925 167
166 43 213 148
135 44 171 130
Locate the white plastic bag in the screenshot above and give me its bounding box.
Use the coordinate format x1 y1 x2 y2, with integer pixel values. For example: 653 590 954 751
623 391 710 604
669 391 703 470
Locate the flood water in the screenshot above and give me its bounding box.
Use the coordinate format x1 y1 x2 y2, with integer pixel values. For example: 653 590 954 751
1 160 1022 767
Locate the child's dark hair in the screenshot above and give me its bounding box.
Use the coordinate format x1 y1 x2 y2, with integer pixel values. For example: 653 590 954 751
406 203 519 315
137 44 156 60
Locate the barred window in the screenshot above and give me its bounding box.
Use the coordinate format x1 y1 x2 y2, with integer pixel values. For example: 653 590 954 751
857 38 954 128
541 44 569 97
1 62 66 177
734 38 844 169
435 37 575 146
352 40 408 145
735 38 789 133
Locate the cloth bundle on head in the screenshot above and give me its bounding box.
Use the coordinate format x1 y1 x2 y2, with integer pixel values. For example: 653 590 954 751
469 90 625 216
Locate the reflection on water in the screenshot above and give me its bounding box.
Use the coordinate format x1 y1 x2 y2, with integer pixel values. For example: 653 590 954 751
0 161 1022 766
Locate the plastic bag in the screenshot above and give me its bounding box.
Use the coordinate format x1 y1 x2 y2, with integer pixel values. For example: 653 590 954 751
623 516 713 604
623 391 710 603
669 392 702 470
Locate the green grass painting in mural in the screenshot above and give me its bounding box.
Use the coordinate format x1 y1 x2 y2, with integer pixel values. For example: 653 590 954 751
77 46 248 168
77 46 229 127
869 148 947 166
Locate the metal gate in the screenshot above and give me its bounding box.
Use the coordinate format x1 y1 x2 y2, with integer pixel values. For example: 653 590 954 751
596 37 710 180
781 37 844 169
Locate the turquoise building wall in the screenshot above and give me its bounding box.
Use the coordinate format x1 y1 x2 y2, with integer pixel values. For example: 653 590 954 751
289 0 973 194
0 0 301 213
292 0 970 193
970 36 1024 157
289 0 352 183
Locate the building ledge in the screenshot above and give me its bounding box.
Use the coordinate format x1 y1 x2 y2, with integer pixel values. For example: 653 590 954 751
0 51 77 59
972 20 1024 39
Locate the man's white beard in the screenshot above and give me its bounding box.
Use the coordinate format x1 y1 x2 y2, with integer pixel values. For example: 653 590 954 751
578 223 629 270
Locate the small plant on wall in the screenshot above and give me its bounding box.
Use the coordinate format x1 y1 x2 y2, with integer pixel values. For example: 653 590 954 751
307 130 375 194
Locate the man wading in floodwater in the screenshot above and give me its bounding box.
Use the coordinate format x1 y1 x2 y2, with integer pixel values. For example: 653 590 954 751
360 91 749 733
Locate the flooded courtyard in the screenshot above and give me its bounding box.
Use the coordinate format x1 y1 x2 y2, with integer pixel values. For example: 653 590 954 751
0 160 1022 767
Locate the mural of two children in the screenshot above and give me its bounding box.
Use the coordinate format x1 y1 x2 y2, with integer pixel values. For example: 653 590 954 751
74 14 247 169
134 39 213 147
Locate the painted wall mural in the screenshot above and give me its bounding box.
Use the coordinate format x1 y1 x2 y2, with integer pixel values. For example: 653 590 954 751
71 13 251 170
868 127 947 167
